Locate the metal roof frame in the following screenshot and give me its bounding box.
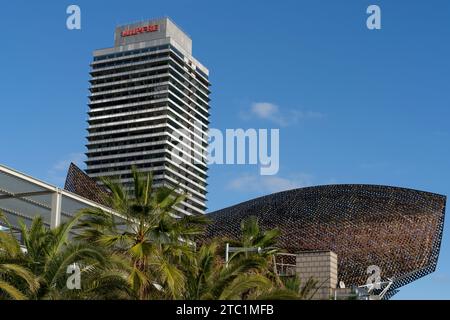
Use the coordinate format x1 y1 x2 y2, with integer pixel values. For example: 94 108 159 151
0 163 116 230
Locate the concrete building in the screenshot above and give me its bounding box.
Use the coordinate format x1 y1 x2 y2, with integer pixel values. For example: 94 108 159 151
85 18 210 216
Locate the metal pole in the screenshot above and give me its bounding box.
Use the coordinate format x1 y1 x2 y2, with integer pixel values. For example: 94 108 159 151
50 190 62 229
225 243 229 267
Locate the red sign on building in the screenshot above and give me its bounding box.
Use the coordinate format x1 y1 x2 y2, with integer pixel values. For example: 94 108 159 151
121 24 159 37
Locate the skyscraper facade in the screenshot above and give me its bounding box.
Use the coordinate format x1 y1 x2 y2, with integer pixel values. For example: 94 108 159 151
85 18 210 216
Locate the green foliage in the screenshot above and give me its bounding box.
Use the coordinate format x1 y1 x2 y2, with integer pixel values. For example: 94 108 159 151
0 211 109 300
0 167 319 300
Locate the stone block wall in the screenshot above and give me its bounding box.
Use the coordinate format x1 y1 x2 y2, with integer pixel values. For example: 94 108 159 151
295 251 338 300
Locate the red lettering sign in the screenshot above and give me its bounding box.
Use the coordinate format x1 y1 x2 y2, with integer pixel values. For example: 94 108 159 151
121 24 159 37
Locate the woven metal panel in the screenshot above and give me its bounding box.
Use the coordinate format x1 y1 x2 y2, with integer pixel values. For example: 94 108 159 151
203 185 446 298
64 163 110 207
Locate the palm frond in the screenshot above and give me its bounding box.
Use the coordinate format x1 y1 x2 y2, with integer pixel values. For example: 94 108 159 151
0 279 28 300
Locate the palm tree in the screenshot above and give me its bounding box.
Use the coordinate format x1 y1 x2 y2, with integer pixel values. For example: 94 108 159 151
226 216 281 261
1 167 321 300
184 241 273 300
184 241 314 300
23 215 112 299
0 213 39 300
221 216 280 289
53 252 135 300
75 166 210 299
0 211 115 300
208 216 319 300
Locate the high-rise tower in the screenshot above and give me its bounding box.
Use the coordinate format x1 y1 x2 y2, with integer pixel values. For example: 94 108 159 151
85 18 210 215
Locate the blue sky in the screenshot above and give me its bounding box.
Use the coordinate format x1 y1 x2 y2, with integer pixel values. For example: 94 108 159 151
1 0 449 299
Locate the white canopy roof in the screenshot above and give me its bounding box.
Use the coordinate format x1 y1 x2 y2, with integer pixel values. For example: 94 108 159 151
0 163 114 230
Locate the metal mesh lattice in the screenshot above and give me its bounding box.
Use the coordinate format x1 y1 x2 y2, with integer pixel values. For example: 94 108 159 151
202 185 446 298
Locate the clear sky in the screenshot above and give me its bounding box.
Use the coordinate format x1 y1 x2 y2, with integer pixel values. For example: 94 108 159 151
1 0 449 299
